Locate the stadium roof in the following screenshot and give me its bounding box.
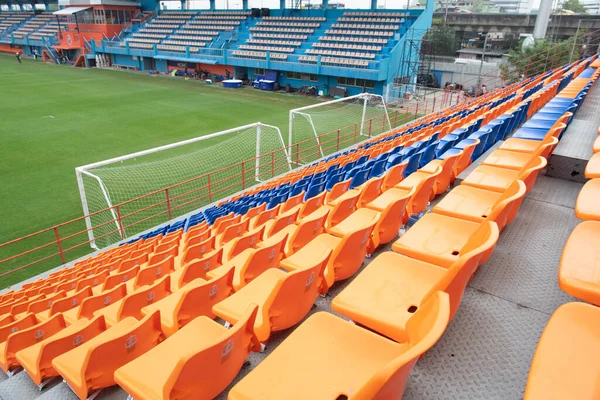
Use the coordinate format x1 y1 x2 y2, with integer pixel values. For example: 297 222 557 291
53 6 91 15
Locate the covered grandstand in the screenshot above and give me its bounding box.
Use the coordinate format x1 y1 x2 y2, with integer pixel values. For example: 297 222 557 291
0 19 598 396
0 0 432 96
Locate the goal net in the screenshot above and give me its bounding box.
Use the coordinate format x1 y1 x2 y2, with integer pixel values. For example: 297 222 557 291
289 93 391 165
76 123 290 250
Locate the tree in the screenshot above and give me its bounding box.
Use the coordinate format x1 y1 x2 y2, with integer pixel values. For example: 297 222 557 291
470 0 486 12
425 24 458 57
561 0 587 13
500 34 583 83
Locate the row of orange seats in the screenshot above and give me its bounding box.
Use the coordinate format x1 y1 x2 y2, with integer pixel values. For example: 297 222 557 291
525 63 600 400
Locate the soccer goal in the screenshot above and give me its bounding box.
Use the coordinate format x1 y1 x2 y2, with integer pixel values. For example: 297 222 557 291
289 93 391 165
76 123 290 250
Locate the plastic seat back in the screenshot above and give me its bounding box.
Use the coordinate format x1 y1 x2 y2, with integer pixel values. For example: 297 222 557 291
227 226 265 261
372 187 415 250
418 144 437 168
78 284 129 320
179 248 224 288
245 203 266 220
75 270 110 292
172 266 235 330
325 179 351 205
133 255 175 291
350 169 371 189
180 236 217 267
118 276 172 322
250 205 280 230
327 190 360 228
262 249 331 340
518 156 548 193
118 252 149 273
237 238 285 288
219 219 250 246
148 245 178 265
454 139 479 176
280 191 304 214
357 176 384 208
436 221 499 320
26 292 67 315
354 292 450 399
431 152 461 194
50 287 94 316
299 191 327 219
382 161 408 190
404 153 422 177
370 159 387 178
406 167 442 215
288 207 329 255
2 314 67 372
265 208 300 239
16 315 107 386
0 314 38 343
213 214 241 236
324 215 378 287
102 265 140 292
491 180 527 228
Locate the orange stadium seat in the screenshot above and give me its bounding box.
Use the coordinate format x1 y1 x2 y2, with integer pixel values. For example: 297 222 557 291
332 220 498 342
392 213 497 268
52 311 165 400
213 249 331 342
17 315 108 386
281 216 378 289
558 221 600 306
228 292 449 400
524 302 600 399
142 266 235 336
432 180 527 230
114 305 259 400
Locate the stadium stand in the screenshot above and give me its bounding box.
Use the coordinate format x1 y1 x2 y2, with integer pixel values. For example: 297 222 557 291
0 53 595 399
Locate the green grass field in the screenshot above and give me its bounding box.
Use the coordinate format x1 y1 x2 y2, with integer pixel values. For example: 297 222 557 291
0 55 322 288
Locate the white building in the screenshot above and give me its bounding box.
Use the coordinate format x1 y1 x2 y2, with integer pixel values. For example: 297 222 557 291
581 0 600 14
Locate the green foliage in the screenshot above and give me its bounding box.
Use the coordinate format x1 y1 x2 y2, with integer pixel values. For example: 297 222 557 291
561 0 587 13
426 24 458 57
500 35 581 83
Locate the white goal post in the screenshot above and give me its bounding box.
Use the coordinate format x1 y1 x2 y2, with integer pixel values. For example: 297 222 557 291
289 93 391 166
76 122 290 250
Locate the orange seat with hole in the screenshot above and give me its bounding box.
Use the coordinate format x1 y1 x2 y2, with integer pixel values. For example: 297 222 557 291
461 156 547 193
228 292 449 400
524 302 600 400
332 220 498 342
392 213 493 268
114 305 259 400
52 311 165 400
432 180 526 230
421 152 461 195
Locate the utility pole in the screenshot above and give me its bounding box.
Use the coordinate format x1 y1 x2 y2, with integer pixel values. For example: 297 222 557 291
569 19 582 63
477 32 489 92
